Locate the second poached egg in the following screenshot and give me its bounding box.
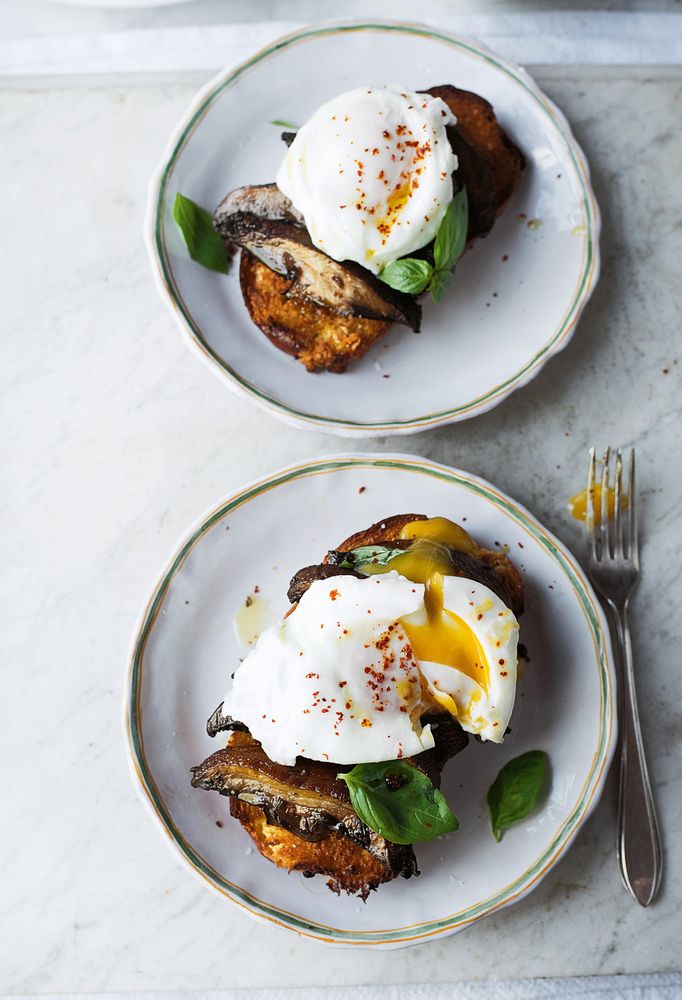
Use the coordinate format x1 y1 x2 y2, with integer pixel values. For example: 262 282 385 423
276 86 458 274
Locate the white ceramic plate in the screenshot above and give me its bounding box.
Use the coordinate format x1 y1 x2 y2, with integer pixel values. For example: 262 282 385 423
146 20 600 437
125 454 616 947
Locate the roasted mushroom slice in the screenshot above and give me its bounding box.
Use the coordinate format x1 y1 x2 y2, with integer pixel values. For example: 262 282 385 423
191 730 419 883
286 563 365 604
213 183 302 225
192 716 468 896
214 213 421 331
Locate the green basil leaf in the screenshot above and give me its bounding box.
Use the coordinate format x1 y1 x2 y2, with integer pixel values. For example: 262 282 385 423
327 545 407 570
379 258 433 294
487 750 549 842
351 545 406 567
172 193 229 274
428 269 453 303
433 187 469 272
338 761 458 845
270 119 299 129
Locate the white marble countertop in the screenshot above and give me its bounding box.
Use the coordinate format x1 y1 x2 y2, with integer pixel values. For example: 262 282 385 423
2 12 682 993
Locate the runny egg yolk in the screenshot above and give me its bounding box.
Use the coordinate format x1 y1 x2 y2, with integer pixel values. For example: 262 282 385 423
402 573 490 694
399 516 476 554
357 517 490 702
568 485 626 523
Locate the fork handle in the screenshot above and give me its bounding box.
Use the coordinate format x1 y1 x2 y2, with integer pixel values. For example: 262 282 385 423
611 600 662 906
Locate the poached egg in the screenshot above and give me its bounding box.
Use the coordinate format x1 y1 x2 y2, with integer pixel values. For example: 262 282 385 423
224 519 519 767
276 86 458 274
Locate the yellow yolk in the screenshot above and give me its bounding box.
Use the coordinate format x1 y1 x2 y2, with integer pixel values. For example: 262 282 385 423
356 517 490 712
399 516 476 554
568 485 625 523
402 573 490 694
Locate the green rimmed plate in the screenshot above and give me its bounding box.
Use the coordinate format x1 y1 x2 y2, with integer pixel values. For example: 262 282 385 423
125 453 616 947
145 20 600 438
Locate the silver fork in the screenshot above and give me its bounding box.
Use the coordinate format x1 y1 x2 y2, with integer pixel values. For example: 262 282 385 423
585 446 662 906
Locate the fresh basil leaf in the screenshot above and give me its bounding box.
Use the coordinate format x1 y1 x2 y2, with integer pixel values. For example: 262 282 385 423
327 545 406 570
270 119 299 129
338 761 458 845
487 750 549 842
379 258 433 294
428 269 453 303
433 187 469 272
351 545 406 567
173 193 228 274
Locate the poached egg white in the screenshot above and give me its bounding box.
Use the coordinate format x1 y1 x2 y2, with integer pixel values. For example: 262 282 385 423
224 568 518 767
276 86 458 274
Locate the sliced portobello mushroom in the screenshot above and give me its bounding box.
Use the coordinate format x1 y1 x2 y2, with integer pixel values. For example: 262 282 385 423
214 212 421 331
214 183 302 226
192 716 466 875
287 563 366 604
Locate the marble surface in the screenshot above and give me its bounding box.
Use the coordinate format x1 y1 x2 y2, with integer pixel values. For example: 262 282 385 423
2 64 682 992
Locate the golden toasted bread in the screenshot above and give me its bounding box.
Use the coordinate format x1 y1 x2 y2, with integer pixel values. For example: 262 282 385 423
230 798 395 897
426 85 525 219
239 251 390 373
238 85 523 373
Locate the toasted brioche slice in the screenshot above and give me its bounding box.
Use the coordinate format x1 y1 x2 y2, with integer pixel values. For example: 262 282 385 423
425 85 525 229
239 250 390 373
230 799 396 898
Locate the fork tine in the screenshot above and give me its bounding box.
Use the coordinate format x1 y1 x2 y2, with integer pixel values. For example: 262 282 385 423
614 448 624 556
628 449 638 562
586 446 598 560
600 446 611 558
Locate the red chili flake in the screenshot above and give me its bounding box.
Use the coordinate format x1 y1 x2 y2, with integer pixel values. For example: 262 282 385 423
493 722 499 727
399 706 408 713
329 589 340 601
499 659 505 665
477 613 483 621
345 701 352 710
500 671 508 677
382 130 391 139
261 714 266 719
302 709 310 714
312 690 320 697
358 486 366 494
343 629 348 635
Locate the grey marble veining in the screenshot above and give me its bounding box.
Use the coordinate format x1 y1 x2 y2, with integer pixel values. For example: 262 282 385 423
1 67 681 991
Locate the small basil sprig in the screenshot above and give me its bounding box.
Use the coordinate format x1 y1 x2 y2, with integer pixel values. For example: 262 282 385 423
328 544 406 570
339 761 458 845
487 750 549 842
378 186 468 302
172 193 229 274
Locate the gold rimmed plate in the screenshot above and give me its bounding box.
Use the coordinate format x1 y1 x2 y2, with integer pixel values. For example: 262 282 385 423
125 453 616 946
145 20 600 437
